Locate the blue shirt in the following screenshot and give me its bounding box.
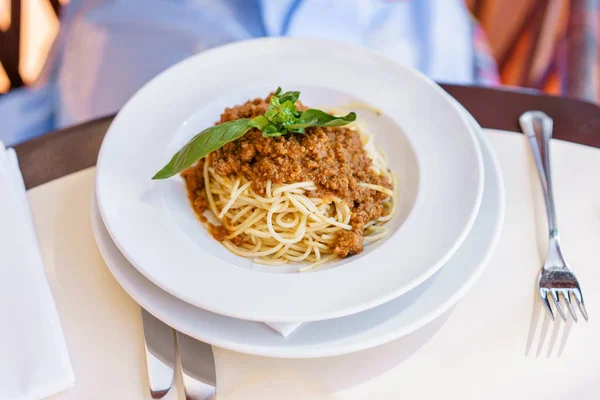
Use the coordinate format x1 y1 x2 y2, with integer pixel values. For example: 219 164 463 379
0 0 475 146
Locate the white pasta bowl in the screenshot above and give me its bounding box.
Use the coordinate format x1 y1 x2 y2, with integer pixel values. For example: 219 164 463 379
96 38 483 322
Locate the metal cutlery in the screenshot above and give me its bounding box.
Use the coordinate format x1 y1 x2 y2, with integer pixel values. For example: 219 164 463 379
142 309 216 399
177 332 217 400
519 111 588 322
141 309 176 398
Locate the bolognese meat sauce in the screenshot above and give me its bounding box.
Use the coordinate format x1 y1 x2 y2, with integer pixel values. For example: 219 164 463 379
181 95 392 258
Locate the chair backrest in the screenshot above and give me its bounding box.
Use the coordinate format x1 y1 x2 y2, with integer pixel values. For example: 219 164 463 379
470 0 599 102
0 0 61 94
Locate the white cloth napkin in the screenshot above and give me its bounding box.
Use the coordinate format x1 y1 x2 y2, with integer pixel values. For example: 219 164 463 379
0 142 75 400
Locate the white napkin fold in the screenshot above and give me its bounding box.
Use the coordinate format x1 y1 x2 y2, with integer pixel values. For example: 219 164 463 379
0 142 75 400
264 321 303 337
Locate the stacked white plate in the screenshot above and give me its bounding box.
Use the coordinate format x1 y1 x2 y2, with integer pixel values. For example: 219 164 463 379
92 38 505 359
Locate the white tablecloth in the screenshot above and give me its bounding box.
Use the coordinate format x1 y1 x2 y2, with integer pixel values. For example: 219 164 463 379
35 130 600 400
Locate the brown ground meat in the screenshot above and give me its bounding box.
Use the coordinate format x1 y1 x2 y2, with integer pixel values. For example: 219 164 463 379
334 231 364 258
180 158 208 222
208 224 243 246
208 223 228 241
181 95 392 258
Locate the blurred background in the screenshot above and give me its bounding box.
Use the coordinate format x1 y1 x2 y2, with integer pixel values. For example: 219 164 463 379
0 0 66 93
0 0 598 145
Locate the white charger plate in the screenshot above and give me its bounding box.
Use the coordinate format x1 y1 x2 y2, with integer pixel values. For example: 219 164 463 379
96 38 483 322
91 106 504 358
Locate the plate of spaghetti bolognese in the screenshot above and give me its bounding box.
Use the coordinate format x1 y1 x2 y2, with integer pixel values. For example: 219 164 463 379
96 38 483 322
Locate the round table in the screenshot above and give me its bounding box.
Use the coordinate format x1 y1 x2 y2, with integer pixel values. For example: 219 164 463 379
13 84 600 189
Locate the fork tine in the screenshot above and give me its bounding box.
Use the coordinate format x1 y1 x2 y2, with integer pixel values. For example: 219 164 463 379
551 290 567 321
562 291 578 322
539 289 555 321
572 288 589 321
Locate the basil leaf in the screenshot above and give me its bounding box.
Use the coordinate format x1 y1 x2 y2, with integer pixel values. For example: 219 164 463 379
287 109 356 130
152 88 359 181
264 96 298 129
249 115 271 130
278 90 300 104
287 126 306 134
262 124 285 137
152 119 253 179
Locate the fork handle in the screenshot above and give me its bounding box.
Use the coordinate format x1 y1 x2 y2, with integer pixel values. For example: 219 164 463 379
519 111 559 240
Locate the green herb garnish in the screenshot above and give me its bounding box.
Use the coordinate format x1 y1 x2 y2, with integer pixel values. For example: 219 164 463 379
152 88 356 179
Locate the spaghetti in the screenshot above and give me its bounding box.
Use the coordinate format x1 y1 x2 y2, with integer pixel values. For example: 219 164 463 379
181 97 396 271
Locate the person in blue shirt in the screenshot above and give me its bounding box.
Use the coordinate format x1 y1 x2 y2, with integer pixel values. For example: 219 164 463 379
0 0 497 146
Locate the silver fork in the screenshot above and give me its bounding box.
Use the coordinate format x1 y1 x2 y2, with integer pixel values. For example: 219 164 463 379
519 111 588 322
